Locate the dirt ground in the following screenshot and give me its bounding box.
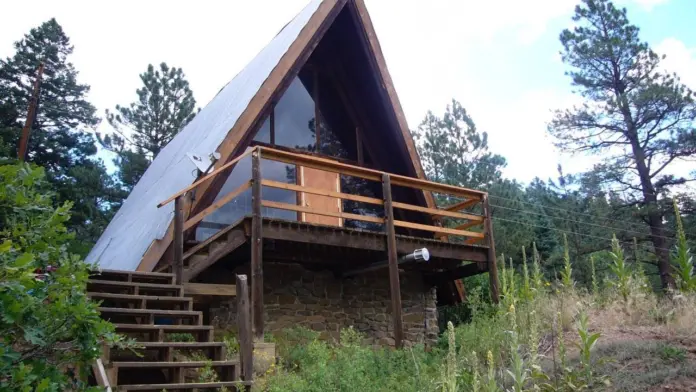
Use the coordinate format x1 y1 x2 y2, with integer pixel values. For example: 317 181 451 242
586 310 696 391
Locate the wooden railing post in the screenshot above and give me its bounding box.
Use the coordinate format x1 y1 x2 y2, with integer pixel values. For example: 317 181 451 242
382 173 404 348
250 150 264 341
483 194 499 303
174 195 184 285
236 274 253 384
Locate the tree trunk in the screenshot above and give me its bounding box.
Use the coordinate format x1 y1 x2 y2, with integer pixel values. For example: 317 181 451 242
628 137 675 290
608 43 675 290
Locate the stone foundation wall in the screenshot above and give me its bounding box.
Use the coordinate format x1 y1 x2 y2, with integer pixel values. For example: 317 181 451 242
209 263 438 347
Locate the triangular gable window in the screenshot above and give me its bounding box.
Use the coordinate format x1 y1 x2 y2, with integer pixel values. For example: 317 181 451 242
196 68 377 240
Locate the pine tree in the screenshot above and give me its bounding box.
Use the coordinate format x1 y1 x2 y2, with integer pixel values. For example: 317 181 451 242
549 0 696 289
0 19 121 254
412 99 506 190
99 63 197 191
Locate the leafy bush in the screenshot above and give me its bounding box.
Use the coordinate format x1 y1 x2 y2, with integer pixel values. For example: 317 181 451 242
0 163 124 391
265 327 442 392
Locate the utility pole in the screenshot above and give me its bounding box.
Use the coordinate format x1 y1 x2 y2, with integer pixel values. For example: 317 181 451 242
18 62 45 162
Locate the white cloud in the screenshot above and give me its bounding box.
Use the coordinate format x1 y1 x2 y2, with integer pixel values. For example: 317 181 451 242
630 0 670 11
655 38 696 89
0 0 679 184
473 89 591 183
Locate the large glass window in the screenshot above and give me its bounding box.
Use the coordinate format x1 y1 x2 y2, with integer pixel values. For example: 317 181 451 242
196 72 378 240
274 77 316 151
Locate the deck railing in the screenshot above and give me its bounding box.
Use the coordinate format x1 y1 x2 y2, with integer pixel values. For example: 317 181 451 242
158 146 495 284
158 145 499 345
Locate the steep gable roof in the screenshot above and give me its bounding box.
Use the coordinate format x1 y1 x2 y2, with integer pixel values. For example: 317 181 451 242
88 0 432 271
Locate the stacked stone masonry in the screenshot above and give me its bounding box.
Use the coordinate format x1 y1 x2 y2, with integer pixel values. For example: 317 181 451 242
209 263 438 347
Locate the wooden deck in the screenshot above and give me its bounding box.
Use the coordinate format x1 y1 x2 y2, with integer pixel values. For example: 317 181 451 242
180 216 490 280
156 145 499 348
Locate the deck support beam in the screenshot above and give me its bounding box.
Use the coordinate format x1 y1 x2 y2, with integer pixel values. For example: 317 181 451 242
483 195 499 303
251 150 264 341
382 173 404 348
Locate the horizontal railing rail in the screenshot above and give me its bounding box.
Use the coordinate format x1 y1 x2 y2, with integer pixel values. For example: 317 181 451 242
157 146 493 284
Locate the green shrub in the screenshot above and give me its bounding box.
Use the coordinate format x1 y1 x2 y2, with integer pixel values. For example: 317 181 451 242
265 326 443 392
0 163 126 391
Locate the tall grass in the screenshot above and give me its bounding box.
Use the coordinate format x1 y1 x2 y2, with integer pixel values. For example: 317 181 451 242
263 220 696 391
672 200 695 292
560 234 574 289
609 234 631 301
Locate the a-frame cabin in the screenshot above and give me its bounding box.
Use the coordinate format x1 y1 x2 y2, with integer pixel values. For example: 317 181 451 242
89 0 498 349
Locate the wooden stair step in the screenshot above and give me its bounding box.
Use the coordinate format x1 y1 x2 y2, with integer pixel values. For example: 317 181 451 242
88 292 193 310
114 324 212 332
126 341 226 349
117 381 252 391
114 323 214 342
88 279 183 295
98 307 202 324
109 341 229 364
112 360 238 369
91 269 175 284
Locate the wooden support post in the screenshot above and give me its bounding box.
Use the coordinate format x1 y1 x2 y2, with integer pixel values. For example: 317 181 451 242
382 173 404 348
236 274 253 383
173 196 184 285
483 194 499 303
250 150 264 341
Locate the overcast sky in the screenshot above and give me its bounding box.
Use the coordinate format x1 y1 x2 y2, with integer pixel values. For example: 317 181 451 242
1 0 694 183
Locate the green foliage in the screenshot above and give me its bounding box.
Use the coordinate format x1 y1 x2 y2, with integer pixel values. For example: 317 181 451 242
0 19 122 252
197 359 229 392
412 99 505 190
560 234 574 289
671 201 695 292
575 311 602 387
520 246 532 302
609 235 632 301
505 305 528 392
590 255 599 296
439 322 459 392
658 344 686 363
265 327 441 392
224 335 239 357
0 163 125 391
482 351 501 392
167 333 195 343
531 242 545 292
99 62 198 191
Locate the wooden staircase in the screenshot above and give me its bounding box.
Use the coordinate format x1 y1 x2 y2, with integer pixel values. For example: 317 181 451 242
88 269 251 391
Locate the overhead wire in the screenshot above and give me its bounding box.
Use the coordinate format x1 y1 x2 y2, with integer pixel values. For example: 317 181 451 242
489 203 684 241
488 193 681 235
490 215 674 254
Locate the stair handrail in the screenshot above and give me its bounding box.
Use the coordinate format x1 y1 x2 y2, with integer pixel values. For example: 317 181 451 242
92 357 112 392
